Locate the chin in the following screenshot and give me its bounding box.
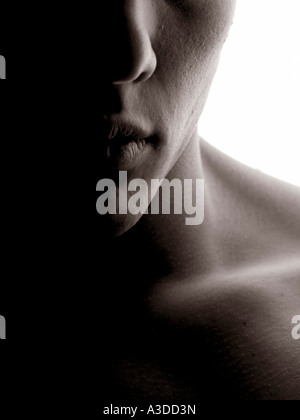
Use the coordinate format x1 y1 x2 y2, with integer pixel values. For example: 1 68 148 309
98 213 142 239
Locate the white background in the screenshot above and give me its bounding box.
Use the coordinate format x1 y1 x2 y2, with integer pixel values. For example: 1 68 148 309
198 0 300 187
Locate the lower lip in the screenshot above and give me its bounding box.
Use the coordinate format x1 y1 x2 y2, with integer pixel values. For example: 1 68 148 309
105 137 150 169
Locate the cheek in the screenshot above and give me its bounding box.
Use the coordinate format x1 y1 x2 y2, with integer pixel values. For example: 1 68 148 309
155 0 235 90
153 0 235 134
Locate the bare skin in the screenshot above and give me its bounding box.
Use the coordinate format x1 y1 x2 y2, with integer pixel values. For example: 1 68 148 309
101 134 300 401
98 0 300 401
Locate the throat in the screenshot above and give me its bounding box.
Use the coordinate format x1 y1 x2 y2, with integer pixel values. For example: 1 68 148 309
103 133 218 282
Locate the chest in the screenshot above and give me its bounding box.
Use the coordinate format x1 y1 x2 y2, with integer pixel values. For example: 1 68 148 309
101 333 215 404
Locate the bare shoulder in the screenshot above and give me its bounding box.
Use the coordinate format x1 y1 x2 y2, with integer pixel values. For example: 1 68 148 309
201 139 300 217
202 139 300 263
147 142 300 399
209 262 300 400
200 142 300 398
149 260 300 400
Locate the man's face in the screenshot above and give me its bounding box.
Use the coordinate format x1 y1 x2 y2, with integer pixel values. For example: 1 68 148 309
98 0 236 236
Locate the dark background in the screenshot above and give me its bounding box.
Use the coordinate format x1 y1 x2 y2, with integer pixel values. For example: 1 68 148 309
0 9 27 339
0 10 9 326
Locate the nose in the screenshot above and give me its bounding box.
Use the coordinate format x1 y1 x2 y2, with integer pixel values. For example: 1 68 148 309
103 0 157 84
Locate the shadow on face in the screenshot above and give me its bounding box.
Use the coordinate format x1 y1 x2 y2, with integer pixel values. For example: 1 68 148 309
97 0 237 237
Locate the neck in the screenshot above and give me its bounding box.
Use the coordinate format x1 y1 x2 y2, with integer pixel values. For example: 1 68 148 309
103 131 218 284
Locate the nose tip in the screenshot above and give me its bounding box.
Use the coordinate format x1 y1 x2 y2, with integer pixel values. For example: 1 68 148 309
113 34 157 85
103 1 157 84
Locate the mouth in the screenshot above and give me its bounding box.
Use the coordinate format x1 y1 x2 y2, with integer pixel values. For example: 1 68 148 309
100 120 155 170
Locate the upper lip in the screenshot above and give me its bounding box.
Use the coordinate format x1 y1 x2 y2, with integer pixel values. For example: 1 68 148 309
100 118 152 144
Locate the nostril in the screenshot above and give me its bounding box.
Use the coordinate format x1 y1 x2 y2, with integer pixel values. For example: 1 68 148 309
112 48 157 85
135 72 148 83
